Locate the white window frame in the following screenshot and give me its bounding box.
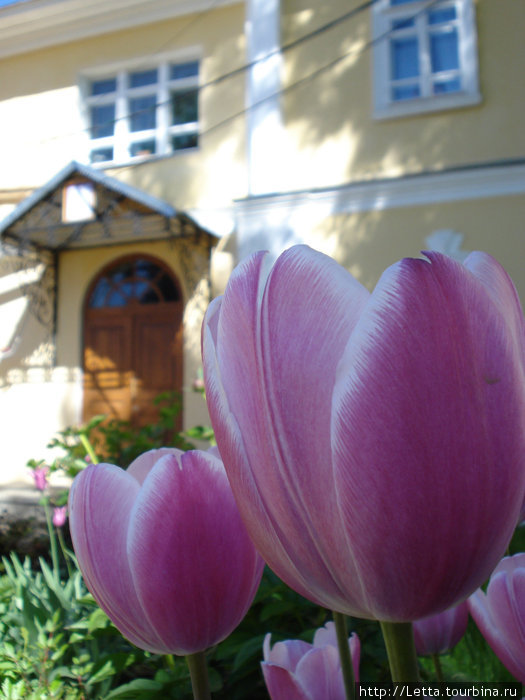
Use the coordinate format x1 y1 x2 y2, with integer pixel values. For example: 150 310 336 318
80 51 200 166
372 0 481 120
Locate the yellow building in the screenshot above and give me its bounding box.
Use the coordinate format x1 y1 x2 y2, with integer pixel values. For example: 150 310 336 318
0 0 523 484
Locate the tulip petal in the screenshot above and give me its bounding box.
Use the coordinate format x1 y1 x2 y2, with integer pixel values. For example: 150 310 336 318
463 251 525 359
261 664 312 700
413 601 469 655
484 570 525 676
127 447 184 485
469 586 525 683
296 646 346 700
332 253 525 619
68 464 163 651
205 246 372 611
263 634 313 671
127 450 263 655
203 258 340 605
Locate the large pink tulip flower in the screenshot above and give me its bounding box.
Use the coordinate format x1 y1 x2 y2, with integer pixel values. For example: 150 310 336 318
468 554 525 683
202 244 525 622
262 621 360 700
413 601 469 656
69 447 264 655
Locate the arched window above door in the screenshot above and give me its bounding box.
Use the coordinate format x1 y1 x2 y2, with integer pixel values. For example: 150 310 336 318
87 257 181 309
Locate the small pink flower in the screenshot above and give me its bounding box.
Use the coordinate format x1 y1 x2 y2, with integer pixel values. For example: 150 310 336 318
53 506 67 528
32 465 49 491
262 621 360 699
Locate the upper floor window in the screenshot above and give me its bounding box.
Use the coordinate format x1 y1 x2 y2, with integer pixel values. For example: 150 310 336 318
372 0 480 119
84 58 199 165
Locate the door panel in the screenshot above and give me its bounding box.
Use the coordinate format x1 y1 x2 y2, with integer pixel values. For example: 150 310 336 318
82 256 183 431
83 314 132 422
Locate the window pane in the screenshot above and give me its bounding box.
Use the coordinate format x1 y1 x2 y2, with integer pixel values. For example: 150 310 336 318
90 104 115 138
171 90 198 125
90 147 113 163
130 140 156 157
392 17 415 30
90 78 116 96
130 95 157 131
89 278 111 307
392 84 420 101
428 7 457 24
433 77 461 94
106 289 128 307
170 61 199 80
172 133 198 151
130 69 158 87
135 260 159 279
430 29 459 73
111 263 133 283
391 37 419 80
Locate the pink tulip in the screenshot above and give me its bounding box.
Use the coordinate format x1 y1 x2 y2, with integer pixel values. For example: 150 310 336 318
202 244 525 621
69 447 264 655
52 506 67 528
468 554 525 683
262 621 360 700
413 601 469 656
32 465 49 491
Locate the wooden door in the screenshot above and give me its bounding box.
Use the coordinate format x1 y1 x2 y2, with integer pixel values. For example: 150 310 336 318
83 256 183 430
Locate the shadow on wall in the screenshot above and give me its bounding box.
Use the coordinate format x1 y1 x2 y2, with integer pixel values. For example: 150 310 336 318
308 200 522 295
280 0 511 190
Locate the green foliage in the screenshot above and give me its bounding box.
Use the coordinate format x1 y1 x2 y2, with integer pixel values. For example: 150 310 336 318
47 392 194 472
0 552 150 698
15 397 524 694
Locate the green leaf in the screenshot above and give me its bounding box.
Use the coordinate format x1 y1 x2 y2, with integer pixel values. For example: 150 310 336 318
105 678 163 698
232 634 266 672
87 607 110 633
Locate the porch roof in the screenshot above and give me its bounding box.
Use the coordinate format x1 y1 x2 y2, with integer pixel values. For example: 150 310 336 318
0 161 212 253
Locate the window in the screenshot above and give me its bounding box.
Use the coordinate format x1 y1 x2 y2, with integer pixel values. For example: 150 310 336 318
84 59 199 165
372 0 480 119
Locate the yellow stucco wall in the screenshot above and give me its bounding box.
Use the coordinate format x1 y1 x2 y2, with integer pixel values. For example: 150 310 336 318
306 194 525 301
280 0 524 190
0 2 247 210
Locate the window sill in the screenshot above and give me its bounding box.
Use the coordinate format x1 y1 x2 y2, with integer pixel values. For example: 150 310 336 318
88 146 200 170
373 90 482 121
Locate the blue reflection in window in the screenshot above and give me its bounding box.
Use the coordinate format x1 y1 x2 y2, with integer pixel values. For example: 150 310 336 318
392 84 420 101
431 30 459 73
130 69 158 88
433 77 461 94
429 7 457 25
90 104 115 138
391 37 419 80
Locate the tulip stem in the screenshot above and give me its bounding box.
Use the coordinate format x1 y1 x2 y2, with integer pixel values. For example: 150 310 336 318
333 611 355 700
43 499 60 579
80 433 99 465
185 651 211 700
380 621 421 682
431 653 444 682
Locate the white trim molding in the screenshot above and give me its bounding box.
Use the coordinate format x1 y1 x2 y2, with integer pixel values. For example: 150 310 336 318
245 0 285 195
234 160 525 259
0 0 241 59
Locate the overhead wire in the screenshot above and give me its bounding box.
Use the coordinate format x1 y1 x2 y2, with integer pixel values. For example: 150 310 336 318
31 0 381 149
7 0 444 159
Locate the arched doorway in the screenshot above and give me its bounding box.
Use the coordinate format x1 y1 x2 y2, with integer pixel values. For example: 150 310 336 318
82 255 183 430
